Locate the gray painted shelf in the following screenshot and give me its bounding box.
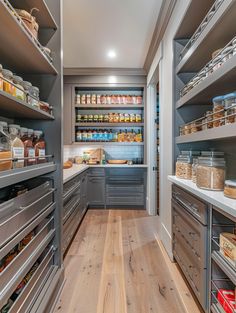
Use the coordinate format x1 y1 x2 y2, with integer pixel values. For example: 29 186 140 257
176 123 236 144
75 122 144 127
0 0 57 74
177 53 236 108
176 0 236 73
75 104 144 109
212 251 236 285
0 90 54 120
73 142 144 146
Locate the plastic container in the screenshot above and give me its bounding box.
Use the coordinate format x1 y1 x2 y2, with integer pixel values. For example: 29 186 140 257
13 76 25 101
224 180 236 199
196 157 226 190
9 124 24 169
2 69 15 95
0 64 3 91
213 96 225 127
0 121 12 171
224 93 236 124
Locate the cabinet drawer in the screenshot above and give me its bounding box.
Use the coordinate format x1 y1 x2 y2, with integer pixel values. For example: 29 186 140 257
0 180 54 248
106 196 144 206
63 178 81 205
106 168 145 177
63 196 81 224
107 185 144 196
8 246 55 313
0 217 55 308
172 199 207 267
88 168 105 177
172 185 208 225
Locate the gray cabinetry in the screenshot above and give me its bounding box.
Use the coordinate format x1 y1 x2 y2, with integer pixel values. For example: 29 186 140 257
87 169 105 208
63 84 73 145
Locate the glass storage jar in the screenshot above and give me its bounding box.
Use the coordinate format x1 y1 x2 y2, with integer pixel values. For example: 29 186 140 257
213 96 225 127
192 158 198 183
224 180 236 199
13 76 25 101
196 156 226 190
176 155 192 180
205 110 214 129
86 94 91 104
75 94 81 105
0 121 12 171
191 120 202 133
212 55 223 72
224 93 236 124
2 69 15 95
221 46 233 63
22 81 32 103
29 86 40 109
0 64 3 91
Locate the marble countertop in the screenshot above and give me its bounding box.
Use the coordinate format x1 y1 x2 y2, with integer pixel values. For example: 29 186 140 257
168 175 236 219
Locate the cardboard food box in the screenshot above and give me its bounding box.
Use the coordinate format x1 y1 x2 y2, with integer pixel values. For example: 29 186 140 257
220 233 236 267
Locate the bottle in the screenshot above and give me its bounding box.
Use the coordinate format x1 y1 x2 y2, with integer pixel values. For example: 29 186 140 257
9 124 24 168
104 129 108 142
135 129 143 142
76 129 82 142
124 129 128 142
0 121 12 171
130 129 135 142
33 130 46 164
118 130 123 142
20 128 36 166
108 129 113 142
113 131 118 142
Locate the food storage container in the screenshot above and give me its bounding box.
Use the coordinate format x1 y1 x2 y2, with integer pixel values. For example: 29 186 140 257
13 75 25 101
206 111 214 129
224 92 236 124
224 180 236 199
91 94 96 104
213 95 225 127
220 233 236 267
2 69 14 95
86 94 91 104
81 94 86 104
191 120 202 133
97 94 101 104
0 64 3 91
39 101 51 114
192 158 198 183
221 46 233 63
29 86 40 108
176 155 192 180
183 124 191 135
75 94 81 105
15 9 39 39
22 81 32 104
196 156 226 190
212 55 223 72
0 121 12 171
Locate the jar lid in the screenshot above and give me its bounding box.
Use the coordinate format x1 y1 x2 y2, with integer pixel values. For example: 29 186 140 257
198 157 225 167
23 81 32 88
31 86 39 92
28 129 34 134
181 150 201 157
2 69 13 77
0 121 8 127
13 75 23 84
9 124 20 129
223 92 236 100
20 127 28 133
177 156 191 164
201 151 224 157
225 180 236 187
34 130 43 135
212 95 224 102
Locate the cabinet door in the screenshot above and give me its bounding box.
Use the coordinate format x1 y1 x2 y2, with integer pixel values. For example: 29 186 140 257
87 177 105 208
63 84 73 145
80 173 87 210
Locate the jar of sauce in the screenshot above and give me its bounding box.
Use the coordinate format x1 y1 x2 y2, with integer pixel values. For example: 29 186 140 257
2 69 15 95
22 81 32 104
33 131 46 164
20 128 36 166
0 121 12 171
9 124 24 169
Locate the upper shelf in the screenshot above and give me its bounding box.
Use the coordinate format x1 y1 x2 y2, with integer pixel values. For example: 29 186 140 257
9 0 57 30
176 0 236 74
75 104 144 109
176 53 236 108
0 0 57 74
75 123 144 127
176 123 236 144
0 90 54 120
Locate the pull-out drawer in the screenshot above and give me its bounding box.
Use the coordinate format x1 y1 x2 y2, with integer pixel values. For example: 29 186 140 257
172 185 208 225
0 180 54 247
172 199 207 267
63 177 81 205
88 168 105 177
106 196 144 207
63 184 81 222
7 246 55 313
0 217 55 308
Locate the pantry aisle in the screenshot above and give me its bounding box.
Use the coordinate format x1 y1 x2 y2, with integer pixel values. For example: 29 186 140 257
53 210 203 313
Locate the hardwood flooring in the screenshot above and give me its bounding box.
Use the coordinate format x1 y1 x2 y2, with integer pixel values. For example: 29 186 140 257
54 210 203 313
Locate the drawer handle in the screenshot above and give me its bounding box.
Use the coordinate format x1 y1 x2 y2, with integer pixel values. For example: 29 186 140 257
20 188 55 210
63 182 81 200
175 196 199 215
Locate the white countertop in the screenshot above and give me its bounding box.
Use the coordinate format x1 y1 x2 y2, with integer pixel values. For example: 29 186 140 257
168 175 236 219
63 164 148 183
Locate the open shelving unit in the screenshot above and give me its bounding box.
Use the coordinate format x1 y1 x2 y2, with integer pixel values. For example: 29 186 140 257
0 0 63 312
173 1 236 312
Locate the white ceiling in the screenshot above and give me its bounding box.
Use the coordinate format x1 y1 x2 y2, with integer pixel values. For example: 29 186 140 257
63 0 163 69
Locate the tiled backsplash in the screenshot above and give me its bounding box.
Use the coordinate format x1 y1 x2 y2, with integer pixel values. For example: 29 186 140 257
64 145 144 162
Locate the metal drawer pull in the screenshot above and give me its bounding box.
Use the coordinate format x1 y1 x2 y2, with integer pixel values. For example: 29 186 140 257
63 182 80 200
20 188 55 210
175 196 200 216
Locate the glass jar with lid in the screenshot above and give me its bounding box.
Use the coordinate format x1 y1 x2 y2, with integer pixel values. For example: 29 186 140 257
191 120 202 133
0 64 3 91
2 69 15 95
196 156 226 190
13 75 25 101
22 81 32 104
224 93 236 124
221 46 233 63
213 96 225 127
29 86 40 109
192 158 199 183
33 130 46 164
205 110 213 129
212 55 223 72
20 127 36 166
0 121 12 171
9 124 24 169
224 180 236 199
176 155 192 180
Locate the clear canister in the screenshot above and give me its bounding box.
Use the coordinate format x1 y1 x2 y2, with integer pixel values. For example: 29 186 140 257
224 180 236 199
224 93 236 124
2 69 15 95
13 75 25 101
29 86 40 108
213 95 225 127
176 155 192 180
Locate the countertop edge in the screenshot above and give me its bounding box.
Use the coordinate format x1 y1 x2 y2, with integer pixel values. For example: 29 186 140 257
168 175 236 219
63 165 89 183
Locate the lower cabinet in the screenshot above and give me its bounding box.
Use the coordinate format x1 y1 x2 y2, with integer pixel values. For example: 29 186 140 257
87 176 105 208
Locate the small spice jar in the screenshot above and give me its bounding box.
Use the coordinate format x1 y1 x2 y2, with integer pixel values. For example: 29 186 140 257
91 94 96 104
22 81 32 103
0 64 3 91
224 93 236 124
2 69 15 95
224 180 236 199
86 94 91 104
196 156 226 191
81 94 86 104
29 86 40 108
13 75 25 101
75 94 81 105
97 95 101 104
213 96 225 127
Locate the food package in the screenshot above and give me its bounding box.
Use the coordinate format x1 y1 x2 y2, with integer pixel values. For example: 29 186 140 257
15 9 39 39
63 161 73 169
223 300 236 313
220 233 236 267
217 289 236 313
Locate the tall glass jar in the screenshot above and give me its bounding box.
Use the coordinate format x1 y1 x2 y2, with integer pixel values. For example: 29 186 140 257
224 93 236 124
13 76 25 101
29 86 40 109
0 64 3 91
2 69 15 95
20 128 36 166
0 121 12 171
9 124 24 169
22 81 32 104
213 96 225 127
33 131 46 163
192 158 198 183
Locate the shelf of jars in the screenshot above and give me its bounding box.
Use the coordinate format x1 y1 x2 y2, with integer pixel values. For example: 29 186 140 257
75 122 144 127
177 37 236 108
176 0 236 73
73 142 144 146
75 104 144 109
0 0 57 74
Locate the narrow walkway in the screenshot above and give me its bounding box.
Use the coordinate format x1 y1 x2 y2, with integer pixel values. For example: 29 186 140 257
54 210 202 313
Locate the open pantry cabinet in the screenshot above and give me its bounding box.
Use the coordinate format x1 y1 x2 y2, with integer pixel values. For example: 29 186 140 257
0 0 63 312
172 0 236 312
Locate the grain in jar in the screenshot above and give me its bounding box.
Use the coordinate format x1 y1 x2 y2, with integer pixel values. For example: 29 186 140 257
224 93 236 124
213 96 225 127
81 94 86 105
176 155 192 180
224 180 236 199
196 156 225 191
191 120 202 133
0 121 12 171
0 64 3 91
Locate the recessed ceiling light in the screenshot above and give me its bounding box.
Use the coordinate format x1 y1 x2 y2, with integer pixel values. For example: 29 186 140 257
107 50 116 59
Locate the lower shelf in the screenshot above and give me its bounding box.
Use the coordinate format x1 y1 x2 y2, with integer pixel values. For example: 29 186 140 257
212 251 236 285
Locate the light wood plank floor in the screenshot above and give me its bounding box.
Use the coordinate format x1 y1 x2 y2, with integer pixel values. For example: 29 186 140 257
54 210 203 313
